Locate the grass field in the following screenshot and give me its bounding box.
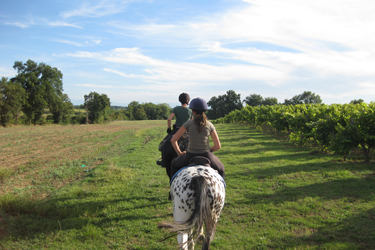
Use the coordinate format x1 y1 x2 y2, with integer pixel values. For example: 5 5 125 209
0 121 374 249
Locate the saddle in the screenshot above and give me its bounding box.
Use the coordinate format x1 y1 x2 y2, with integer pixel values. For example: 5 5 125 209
188 156 211 167
169 156 214 186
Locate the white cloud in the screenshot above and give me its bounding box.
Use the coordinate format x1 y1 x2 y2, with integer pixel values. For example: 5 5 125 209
61 1 127 18
214 0 375 52
5 22 30 28
204 43 375 78
320 81 375 102
63 47 287 86
0 67 15 77
48 21 82 29
54 0 375 105
74 83 118 88
52 37 102 47
104 0 375 82
53 39 86 47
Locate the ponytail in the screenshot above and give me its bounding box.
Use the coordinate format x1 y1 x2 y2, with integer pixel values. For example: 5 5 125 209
193 110 207 133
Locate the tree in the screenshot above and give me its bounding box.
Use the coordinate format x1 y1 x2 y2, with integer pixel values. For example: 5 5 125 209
284 91 322 105
207 90 243 119
243 94 263 107
11 60 64 124
0 77 25 126
144 102 162 120
84 92 111 124
158 103 171 120
49 93 74 124
262 97 278 106
350 99 364 105
127 101 147 120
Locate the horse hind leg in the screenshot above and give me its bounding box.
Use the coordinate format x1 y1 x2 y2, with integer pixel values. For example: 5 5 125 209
201 221 218 250
177 230 195 250
197 226 205 245
177 233 189 250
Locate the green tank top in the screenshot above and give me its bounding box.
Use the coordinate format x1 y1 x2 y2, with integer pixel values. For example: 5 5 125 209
172 106 193 127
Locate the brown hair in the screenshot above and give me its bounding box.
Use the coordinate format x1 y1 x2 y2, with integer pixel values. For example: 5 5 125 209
193 110 207 133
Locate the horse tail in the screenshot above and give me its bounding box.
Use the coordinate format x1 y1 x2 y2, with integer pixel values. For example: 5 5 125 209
158 175 213 243
189 175 214 233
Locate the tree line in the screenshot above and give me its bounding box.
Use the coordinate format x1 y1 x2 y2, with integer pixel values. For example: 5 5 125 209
1 59 366 126
206 90 323 119
0 60 172 126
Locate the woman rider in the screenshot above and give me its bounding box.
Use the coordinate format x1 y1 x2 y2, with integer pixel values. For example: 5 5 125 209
170 97 225 179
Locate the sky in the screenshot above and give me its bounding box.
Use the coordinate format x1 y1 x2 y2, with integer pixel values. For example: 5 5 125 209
1 0 374 107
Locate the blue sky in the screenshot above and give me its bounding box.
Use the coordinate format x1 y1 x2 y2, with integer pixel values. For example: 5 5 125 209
1 0 374 107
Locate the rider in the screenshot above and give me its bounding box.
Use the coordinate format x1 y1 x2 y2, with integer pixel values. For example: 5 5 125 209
167 93 193 134
170 97 225 179
157 93 193 166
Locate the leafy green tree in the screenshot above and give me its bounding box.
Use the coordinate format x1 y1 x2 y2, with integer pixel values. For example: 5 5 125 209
135 107 147 120
262 97 278 106
142 102 171 120
109 109 128 121
158 103 171 120
144 102 161 120
207 90 243 119
126 101 147 120
244 94 263 107
49 93 74 124
84 92 111 124
0 77 25 126
350 99 364 104
284 91 322 105
11 60 64 125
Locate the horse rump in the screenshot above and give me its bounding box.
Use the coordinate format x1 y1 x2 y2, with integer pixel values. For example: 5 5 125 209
158 174 214 249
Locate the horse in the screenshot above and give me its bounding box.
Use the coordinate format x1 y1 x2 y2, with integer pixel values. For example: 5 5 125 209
158 132 189 181
158 157 226 250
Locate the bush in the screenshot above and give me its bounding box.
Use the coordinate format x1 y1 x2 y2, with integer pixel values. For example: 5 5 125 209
70 113 86 125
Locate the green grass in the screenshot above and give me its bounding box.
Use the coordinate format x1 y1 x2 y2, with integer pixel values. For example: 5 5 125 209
1 122 374 249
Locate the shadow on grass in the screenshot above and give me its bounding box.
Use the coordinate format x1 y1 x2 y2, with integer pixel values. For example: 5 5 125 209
0 190 170 241
270 207 375 249
227 165 375 248
243 175 375 205
227 161 375 182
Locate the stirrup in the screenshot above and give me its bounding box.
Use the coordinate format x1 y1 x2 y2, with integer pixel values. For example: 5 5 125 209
156 159 163 166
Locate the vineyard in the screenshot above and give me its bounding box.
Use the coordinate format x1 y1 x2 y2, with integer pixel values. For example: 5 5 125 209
213 103 375 162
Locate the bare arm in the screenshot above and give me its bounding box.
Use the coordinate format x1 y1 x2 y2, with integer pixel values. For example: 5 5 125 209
167 113 175 129
210 130 221 152
171 126 187 156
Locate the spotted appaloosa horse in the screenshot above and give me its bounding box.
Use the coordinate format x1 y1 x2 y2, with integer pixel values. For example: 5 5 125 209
158 159 226 250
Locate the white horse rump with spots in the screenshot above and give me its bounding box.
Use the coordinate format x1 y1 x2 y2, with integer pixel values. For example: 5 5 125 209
158 158 226 250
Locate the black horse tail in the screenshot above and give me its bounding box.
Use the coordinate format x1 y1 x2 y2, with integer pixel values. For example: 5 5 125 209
158 175 214 248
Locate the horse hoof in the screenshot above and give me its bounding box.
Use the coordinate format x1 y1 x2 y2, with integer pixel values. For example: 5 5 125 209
197 234 205 245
